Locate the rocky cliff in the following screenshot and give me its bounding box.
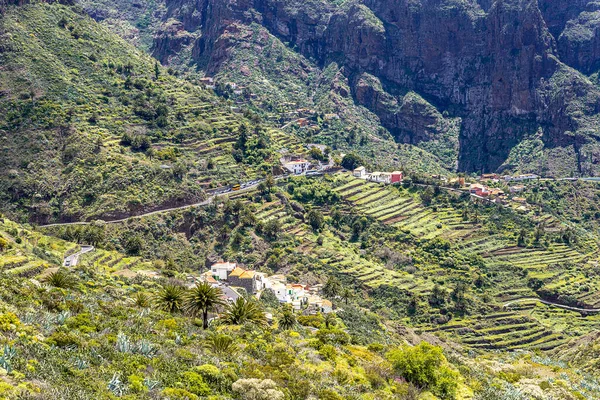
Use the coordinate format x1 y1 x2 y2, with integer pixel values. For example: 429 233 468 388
151 0 600 174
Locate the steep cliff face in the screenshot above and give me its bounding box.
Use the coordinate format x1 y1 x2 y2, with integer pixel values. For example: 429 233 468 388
153 0 600 174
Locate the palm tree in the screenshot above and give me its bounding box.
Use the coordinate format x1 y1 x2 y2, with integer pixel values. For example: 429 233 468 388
153 284 185 314
131 291 150 308
183 282 225 329
222 297 267 326
341 287 354 305
43 269 76 289
324 312 337 329
278 308 296 331
323 276 342 299
205 333 238 356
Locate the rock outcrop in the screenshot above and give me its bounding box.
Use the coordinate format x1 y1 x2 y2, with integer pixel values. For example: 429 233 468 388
154 0 600 173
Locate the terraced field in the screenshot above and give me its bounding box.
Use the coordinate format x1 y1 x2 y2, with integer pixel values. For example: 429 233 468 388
334 174 474 239
0 218 151 279
423 311 568 351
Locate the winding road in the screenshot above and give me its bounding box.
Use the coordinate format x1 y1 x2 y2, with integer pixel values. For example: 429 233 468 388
63 245 95 267
39 176 285 228
503 298 600 313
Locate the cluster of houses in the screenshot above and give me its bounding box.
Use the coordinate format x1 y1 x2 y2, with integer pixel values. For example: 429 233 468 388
352 166 403 184
469 182 529 207
202 262 333 314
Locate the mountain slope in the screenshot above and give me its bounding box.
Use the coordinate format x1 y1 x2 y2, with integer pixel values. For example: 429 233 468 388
0 2 297 223
144 0 600 176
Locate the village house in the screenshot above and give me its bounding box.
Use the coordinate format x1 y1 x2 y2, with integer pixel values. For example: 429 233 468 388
199 77 214 85
469 183 490 197
297 118 310 127
513 197 527 203
391 171 403 183
210 261 237 280
504 174 539 182
227 266 258 294
369 172 392 184
480 173 499 181
283 159 311 175
353 166 367 178
510 185 526 193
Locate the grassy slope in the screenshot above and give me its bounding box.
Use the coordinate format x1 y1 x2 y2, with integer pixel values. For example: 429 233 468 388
2 215 600 399
42 173 600 357
0 2 297 223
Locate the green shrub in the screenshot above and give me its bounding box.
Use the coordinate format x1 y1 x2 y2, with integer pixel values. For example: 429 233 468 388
46 330 82 348
315 328 350 345
387 342 458 399
161 388 199 400
0 312 20 332
182 371 210 396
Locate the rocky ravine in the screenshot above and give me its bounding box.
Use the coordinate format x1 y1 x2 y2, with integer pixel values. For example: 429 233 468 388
153 0 600 174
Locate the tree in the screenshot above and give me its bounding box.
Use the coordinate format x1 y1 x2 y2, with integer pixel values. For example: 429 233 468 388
429 284 446 307
43 269 76 289
222 297 267 326
340 287 354 305
265 175 275 192
206 333 238 356
307 209 324 232
153 284 185 314
184 282 225 329
124 234 143 255
517 229 527 247
324 313 337 329
340 153 362 170
154 61 160 80
278 308 296 330
0 236 9 252
322 276 342 299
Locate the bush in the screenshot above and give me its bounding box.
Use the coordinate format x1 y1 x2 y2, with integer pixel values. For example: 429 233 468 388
46 330 82 348
387 342 458 399
0 312 20 332
161 388 199 400
182 371 211 396
315 329 351 345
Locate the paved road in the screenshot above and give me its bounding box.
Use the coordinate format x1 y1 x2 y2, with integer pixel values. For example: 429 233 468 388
63 245 94 267
39 176 287 228
503 297 600 313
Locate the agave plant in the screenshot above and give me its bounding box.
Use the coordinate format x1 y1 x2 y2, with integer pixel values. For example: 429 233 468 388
144 377 160 391
42 269 76 289
221 297 267 327
107 373 125 396
116 332 132 353
152 284 185 314
183 282 225 329
134 339 157 357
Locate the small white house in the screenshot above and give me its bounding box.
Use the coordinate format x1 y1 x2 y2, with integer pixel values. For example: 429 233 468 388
504 174 539 182
283 160 311 175
210 261 237 280
353 166 367 178
369 172 392 184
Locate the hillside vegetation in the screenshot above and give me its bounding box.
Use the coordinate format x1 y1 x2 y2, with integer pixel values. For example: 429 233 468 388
0 2 299 223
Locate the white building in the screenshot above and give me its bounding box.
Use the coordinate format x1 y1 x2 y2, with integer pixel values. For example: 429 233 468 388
369 172 392 184
504 174 539 182
210 261 237 280
353 166 367 178
283 159 311 175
